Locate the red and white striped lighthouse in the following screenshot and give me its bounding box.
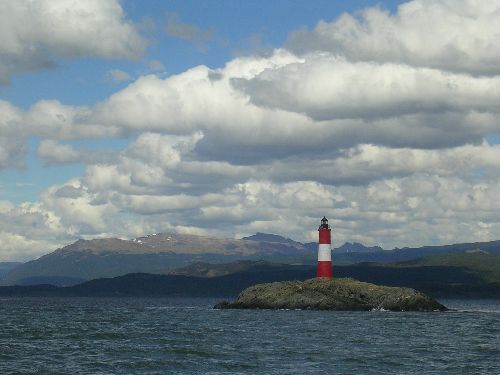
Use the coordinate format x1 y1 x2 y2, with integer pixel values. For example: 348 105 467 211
317 216 333 278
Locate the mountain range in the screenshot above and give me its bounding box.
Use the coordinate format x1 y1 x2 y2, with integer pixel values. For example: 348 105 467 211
3 232 500 287
1 233 311 285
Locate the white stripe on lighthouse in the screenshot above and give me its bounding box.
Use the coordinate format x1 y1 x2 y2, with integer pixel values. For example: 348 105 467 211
317 243 331 261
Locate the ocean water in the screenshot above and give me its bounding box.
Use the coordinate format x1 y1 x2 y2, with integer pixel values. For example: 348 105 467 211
0 298 499 374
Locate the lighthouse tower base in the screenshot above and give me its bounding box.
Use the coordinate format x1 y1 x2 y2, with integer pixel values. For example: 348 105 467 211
317 261 333 278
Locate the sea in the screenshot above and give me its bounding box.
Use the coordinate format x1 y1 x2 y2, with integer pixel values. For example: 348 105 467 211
0 298 499 374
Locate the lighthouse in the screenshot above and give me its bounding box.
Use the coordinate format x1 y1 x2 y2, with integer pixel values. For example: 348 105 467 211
317 216 333 278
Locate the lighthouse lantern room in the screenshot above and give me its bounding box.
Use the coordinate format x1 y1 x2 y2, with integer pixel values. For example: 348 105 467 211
317 216 333 278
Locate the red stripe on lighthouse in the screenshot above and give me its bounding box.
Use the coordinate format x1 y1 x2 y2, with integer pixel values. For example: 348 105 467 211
319 229 331 244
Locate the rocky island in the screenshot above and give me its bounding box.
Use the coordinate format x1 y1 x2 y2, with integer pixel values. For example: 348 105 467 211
215 278 447 311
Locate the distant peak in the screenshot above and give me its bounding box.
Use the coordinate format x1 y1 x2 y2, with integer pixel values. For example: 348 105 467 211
241 233 298 244
335 242 384 253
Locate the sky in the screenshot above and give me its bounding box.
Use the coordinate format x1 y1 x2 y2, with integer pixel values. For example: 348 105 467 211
1 0 500 261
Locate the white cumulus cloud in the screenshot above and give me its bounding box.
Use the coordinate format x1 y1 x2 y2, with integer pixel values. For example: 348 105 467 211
37 140 81 165
0 0 146 84
288 0 500 75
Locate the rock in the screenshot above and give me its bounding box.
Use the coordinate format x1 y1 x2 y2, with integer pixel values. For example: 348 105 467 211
214 278 447 312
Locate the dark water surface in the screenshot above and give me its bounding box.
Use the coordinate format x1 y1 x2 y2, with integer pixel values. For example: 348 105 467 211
0 298 499 374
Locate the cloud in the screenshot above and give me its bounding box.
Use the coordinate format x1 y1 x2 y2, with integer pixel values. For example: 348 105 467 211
287 0 500 75
0 0 146 84
83 132 253 197
37 140 117 166
4 40 500 166
38 140 81 165
6 138 500 259
165 12 215 51
148 60 166 72
5 0 500 259
77 49 500 158
10 44 496 166
267 142 500 186
106 69 131 83
165 12 214 41
40 179 119 235
25 100 121 140
0 100 26 169
0 200 68 260
0 138 26 169
233 33 273 57
233 55 500 121
0 231 61 261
